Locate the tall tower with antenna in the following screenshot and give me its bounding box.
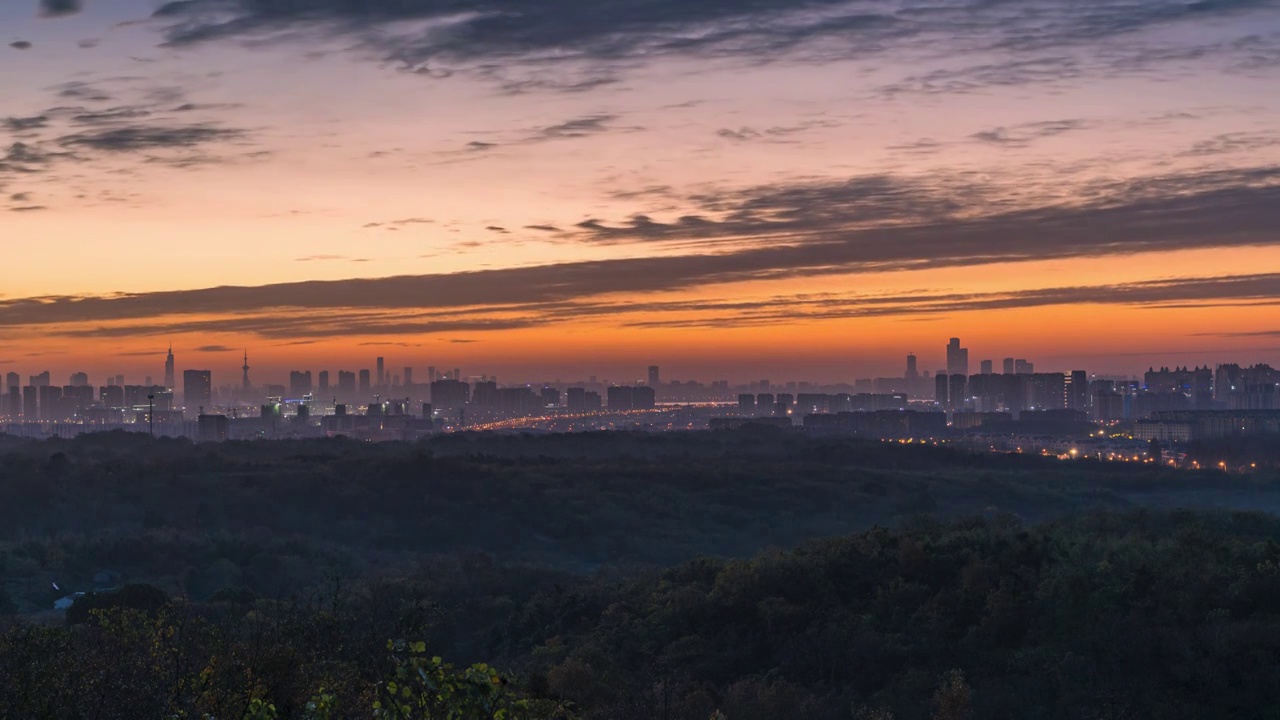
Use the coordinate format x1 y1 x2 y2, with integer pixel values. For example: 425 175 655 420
242 350 252 393
164 344 175 390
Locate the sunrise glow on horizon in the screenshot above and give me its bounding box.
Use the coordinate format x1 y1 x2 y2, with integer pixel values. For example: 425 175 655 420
4 0 1280 383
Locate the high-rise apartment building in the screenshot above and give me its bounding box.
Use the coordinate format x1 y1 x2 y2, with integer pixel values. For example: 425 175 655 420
337 371 356 400
359 369 372 396
1002 358 1015 374
648 366 661 387
541 387 560 408
376 357 385 388
289 371 313 398
38 385 63 422
430 378 470 411
183 369 212 410
472 380 498 408
979 360 993 375
23 386 37 420
1068 370 1089 411
948 374 967 411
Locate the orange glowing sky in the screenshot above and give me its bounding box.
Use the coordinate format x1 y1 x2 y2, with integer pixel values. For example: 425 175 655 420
3 0 1280 383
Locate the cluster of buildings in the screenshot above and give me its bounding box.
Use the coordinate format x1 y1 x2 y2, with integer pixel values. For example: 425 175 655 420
1 341 1277 444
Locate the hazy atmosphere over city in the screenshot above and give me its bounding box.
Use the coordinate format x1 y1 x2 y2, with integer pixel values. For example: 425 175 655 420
4 0 1280 382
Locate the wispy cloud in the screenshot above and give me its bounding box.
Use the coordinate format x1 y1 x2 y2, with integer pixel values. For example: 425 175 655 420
971 119 1091 148
1182 131 1280 157
4 116 49 132
147 0 1280 96
58 124 244 153
40 0 83 17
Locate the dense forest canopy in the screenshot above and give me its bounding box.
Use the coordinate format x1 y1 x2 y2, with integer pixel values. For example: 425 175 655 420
6 512 1280 718
1 429 1278 612
3 430 1280 718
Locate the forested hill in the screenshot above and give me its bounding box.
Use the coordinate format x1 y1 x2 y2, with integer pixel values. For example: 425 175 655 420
6 511 1280 719
1 429 1279 614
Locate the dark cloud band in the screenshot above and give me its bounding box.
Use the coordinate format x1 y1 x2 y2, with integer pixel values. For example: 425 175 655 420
0 164 1277 338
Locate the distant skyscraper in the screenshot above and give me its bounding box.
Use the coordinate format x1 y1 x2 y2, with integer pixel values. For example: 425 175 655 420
164 345 175 390
427 366 437 383
648 366 661 387
980 360 993 375
23 386 37 420
1068 370 1089 411
38 385 62 422
337 371 356 400
376 357 385 387
289 370 313 398
359 369 372 396
946 338 969 378
5 372 18 393
404 367 413 387
1002 358 1015 374
242 350 252 392
905 354 918 380
69 372 89 387
935 374 949 407
1015 359 1033 375
318 371 330 394
183 369 213 410
430 378 470 411
541 387 561 407
948 374 967 411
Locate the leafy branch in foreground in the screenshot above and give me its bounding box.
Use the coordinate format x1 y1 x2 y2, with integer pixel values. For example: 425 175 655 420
373 640 575 720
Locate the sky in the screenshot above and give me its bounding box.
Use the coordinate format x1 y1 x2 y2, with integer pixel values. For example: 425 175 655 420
2 0 1280 384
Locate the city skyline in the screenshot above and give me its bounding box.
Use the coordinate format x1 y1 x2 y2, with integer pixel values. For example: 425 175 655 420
3 1 1280 372
2 337 1274 391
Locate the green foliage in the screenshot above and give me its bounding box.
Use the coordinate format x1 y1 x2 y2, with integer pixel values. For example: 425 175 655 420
245 698 280 720
373 640 572 720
